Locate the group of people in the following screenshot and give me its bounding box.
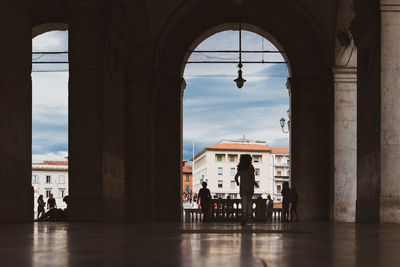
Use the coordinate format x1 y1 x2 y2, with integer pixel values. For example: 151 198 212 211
37 194 57 218
198 154 298 225
36 194 68 221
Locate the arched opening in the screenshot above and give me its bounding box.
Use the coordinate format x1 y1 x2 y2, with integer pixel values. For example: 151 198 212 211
154 1 333 222
32 24 69 220
181 24 291 221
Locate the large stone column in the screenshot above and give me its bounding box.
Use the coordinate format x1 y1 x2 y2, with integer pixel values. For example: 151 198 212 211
154 77 183 221
380 0 400 223
0 0 33 221
290 77 331 221
350 0 381 223
68 0 106 221
332 0 358 222
333 67 357 222
125 67 157 221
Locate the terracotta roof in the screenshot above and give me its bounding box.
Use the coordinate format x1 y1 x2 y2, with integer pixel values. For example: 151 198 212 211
207 143 271 152
33 161 68 165
270 148 289 154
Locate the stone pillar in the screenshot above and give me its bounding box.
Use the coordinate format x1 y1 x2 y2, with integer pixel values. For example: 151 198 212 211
350 0 381 223
125 67 157 221
154 77 184 221
0 0 33 221
290 77 331 221
68 0 106 221
380 0 400 223
333 67 357 222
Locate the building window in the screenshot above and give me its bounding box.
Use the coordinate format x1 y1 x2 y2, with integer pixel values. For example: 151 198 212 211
255 181 260 188
277 170 282 176
45 189 51 198
59 175 65 184
218 180 223 188
32 175 39 184
277 185 282 193
229 155 235 162
253 155 259 163
228 193 237 199
185 174 190 182
231 181 235 189
46 175 51 184
216 154 223 162
59 189 65 198
218 167 223 175
185 185 190 193
230 168 235 176
255 168 260 176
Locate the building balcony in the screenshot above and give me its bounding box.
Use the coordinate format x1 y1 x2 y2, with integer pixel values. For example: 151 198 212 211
274 175 290 180
274 162 289 167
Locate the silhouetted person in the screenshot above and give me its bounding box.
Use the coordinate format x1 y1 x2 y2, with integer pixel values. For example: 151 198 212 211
281 182 291 222
266 194 274 222
37 195 46 219
198 182 212 222
290 188 299 222
226 195 233 219
235 154 256 226
47 193 57 210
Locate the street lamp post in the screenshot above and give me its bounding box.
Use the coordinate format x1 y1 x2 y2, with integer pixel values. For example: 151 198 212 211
280 109 290 133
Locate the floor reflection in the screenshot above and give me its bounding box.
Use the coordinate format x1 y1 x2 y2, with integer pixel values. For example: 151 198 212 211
33 223 69 267
0 222 397 266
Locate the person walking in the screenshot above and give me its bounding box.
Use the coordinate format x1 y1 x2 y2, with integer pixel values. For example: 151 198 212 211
37 195 46 219
198 182 212 222
235 154 256 226
281 182 291 222
290 188 299 222
47 193 57 210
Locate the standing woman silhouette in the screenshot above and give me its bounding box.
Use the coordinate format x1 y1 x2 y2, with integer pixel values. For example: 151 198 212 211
37 195 46 219
235 154 256 226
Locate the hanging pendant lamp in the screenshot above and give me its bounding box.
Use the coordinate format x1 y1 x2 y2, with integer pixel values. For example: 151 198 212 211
234 23 246 89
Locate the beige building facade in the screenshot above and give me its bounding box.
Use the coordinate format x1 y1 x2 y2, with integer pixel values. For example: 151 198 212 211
32 161 69 217
193 138 289 201
270 148 290 202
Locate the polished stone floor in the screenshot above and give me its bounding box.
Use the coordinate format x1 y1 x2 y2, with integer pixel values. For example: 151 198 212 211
0 222 399 266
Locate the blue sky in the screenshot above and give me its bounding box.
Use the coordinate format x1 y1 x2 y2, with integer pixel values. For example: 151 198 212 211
31 30 289 163
183 30 289 162
32 31 68 162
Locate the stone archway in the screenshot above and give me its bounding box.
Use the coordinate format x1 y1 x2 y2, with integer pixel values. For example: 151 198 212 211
154 0 333 221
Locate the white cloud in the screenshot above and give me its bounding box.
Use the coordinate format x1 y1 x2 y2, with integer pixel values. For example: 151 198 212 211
32 31 68 52
184 30 286 77
182 30 290 161
32 151 68 163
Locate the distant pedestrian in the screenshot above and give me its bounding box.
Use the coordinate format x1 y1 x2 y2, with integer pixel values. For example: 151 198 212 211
37 195 46 219
47 193 57 210
281 182 291 222
235 154 256 226
266 194 274 222
290 188 299 222
198 182 212 222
